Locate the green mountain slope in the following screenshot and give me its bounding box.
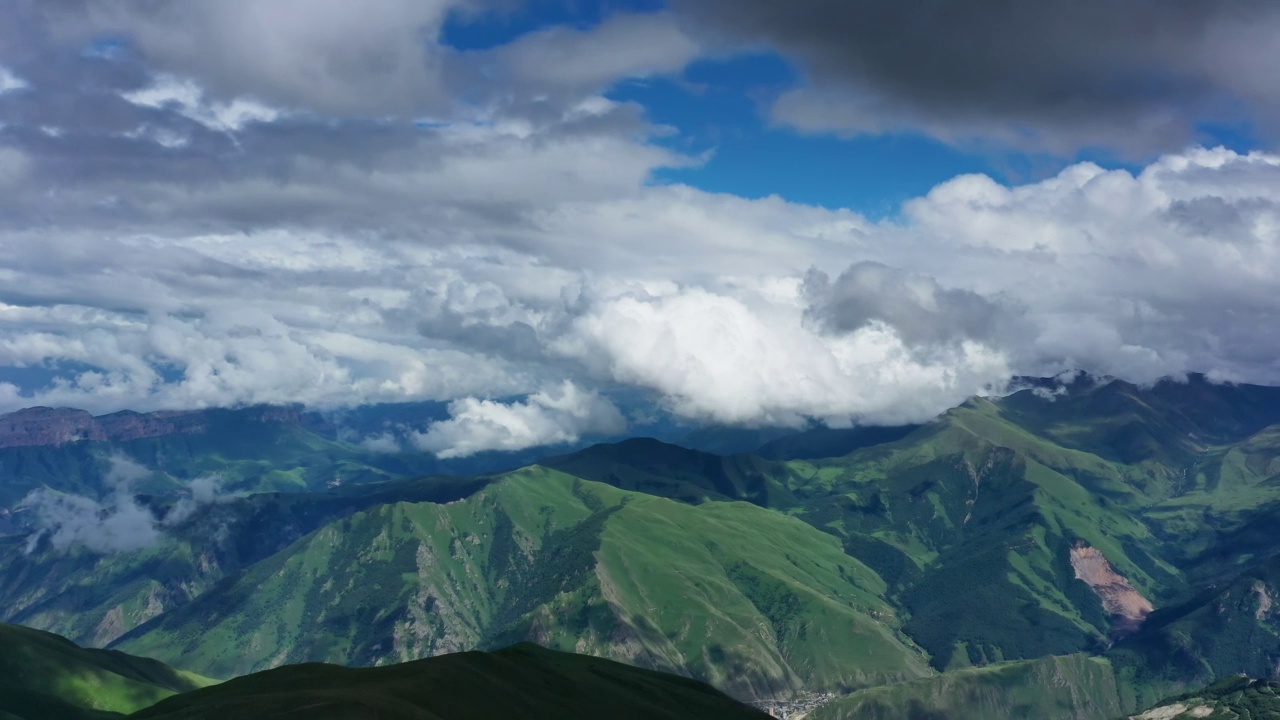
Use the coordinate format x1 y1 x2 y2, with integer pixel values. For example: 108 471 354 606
7 373 1280 714
111 468 930 700
541 437 803 507
0 475 489 648
811 654 1125 720
1125 676 1280 719
129 642 772 720
1108 555 1280 708
786 400 1180 669
0 623 211 720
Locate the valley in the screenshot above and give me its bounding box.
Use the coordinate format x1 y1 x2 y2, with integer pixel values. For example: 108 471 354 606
2 373 1279 719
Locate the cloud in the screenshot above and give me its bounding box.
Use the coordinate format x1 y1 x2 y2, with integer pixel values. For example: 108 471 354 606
0 65 26 93
2 0 1280 440
410 381 627 458
122 74 281 132
359 432 403 454
553 285 1011 427
802 262 1019 347
486 13 700 97
0 145 29 188
674 0 1280 154
18 454 230 555
52 0 466 116
163 473 231 526
2 146 1280 428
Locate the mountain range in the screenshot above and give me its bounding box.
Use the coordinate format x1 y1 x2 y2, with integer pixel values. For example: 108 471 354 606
2 372 1279 719
0 622 768 720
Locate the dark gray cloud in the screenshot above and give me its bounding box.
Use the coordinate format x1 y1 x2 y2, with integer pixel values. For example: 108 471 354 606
675 0 1280 153
2 0 1280 444
802 262 1014 347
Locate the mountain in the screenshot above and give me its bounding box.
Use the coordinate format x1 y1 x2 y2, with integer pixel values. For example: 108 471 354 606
754 424 921 461
0 622 211 720
109 467 930 700
810 654 1126 720
1108 552 1280 707
530 375 1280 705
0 475 490 648
0 405 306 449
0 408 422 510
0 402 632 521
4 373 1280 715
1125 676 1280 719
130 642 772 720
0 622 771 720
540 437 804 507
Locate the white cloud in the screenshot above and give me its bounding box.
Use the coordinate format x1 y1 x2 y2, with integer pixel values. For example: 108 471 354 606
65 0 466 115
359 433 403 454
489 13 700 93
553 286 1010 426
123 74 281 132
5 0 1280 440
0 66 26 94
410 381 627 458
3 146 1280 430
19 455 229 555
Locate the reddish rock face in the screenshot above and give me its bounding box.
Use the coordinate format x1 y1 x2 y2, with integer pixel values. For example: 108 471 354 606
0 407 101 446
1070 544 1155 636
0 405 306 449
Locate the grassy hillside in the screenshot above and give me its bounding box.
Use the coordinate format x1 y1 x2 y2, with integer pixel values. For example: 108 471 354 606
0 475 489 647
810 654 1125 720
1125 676 1280 719
7 374 1280 713
112 468 930 700
130 642 772 720
541 437 803 507
1108 555 1280 709
782 401 1179 669
0 623 212 720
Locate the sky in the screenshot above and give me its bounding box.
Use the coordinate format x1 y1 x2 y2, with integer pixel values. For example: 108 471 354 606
1 0 1279 456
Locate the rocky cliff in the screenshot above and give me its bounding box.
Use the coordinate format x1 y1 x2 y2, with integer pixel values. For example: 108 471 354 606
0 405 305 448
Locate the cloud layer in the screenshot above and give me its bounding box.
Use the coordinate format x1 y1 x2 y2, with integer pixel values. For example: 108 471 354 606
1 3 1279 457
676 0 1280 153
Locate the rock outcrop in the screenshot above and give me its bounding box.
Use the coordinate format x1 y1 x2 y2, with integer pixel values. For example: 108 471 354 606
1070 544 1155 635
0 405 305 448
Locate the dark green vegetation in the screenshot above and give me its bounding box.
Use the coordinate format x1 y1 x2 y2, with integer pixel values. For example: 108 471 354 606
131 642 772 720
0 623 211 719
3 373 1280 717
1125 676 1280 719
811 654 1126 720
0 623 768 720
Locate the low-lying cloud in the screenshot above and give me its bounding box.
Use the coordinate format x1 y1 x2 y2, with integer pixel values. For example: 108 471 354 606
410 381 627 458
20 454 230 555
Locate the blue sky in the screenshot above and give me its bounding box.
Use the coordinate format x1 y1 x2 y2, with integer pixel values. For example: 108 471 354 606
438 0 1261 217
2 0 1279 455
444 1 1014 215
